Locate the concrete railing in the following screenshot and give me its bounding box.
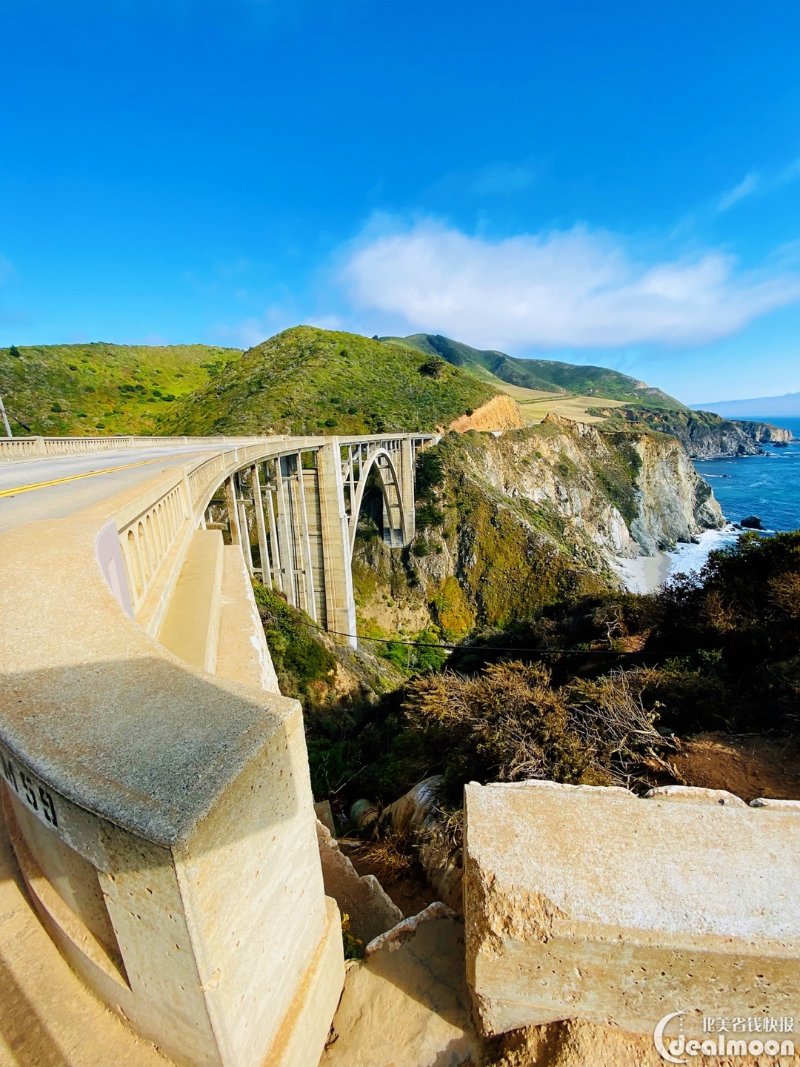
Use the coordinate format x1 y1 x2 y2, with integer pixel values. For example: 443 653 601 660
0 433 272 461
117 443 274 625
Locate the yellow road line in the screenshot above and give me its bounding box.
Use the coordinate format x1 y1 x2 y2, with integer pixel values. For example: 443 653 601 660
0 457 166 499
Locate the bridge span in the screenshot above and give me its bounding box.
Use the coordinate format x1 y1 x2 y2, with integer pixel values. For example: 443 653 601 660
0 431 433 1067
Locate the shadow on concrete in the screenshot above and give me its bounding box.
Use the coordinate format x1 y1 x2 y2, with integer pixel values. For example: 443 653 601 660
0 952 68 1067
0 823 71 1067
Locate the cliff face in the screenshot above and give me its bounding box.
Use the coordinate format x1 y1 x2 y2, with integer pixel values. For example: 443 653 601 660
448 393 524 433
352 416 723 637
596 407 792 459
735 419 793 446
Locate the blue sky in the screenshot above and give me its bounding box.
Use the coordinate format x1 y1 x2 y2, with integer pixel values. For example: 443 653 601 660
2 0 799 403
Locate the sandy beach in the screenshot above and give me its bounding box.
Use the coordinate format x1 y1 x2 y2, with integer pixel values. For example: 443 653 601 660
613 527 740 594
612 551 673 594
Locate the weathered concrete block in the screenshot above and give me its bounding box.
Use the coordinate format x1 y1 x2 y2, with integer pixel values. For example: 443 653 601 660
316 820 403 943
464 780 800 1036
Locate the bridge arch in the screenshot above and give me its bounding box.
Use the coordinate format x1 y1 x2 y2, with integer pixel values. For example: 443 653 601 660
347 445 408 554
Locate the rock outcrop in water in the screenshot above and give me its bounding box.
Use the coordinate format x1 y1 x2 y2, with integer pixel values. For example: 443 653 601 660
352 415 723 636
595 406 792 459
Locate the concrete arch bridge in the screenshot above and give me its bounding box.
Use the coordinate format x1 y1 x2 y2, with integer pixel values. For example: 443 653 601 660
0 431 433 1067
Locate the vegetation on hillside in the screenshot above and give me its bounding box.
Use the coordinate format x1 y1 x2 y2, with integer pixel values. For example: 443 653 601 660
1 327 693 439
387 333 686 411
294 531 800 809
0 342 241 435
161 327 495 436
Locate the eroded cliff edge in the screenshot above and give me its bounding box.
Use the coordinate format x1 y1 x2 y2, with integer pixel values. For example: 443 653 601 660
353 414 723 638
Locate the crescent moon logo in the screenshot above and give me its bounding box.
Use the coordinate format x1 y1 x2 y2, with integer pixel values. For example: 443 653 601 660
653 1010 687 1064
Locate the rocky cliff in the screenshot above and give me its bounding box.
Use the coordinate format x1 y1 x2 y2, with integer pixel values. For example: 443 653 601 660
448 393 524 433
595 406 792 458
352 415 723 638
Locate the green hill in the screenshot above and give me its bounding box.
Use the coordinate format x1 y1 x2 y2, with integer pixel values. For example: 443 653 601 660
0 342 241 436
161 326 496 436
384 333 686 411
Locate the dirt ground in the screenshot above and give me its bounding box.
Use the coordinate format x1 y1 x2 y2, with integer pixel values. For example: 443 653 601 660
662 731 800 802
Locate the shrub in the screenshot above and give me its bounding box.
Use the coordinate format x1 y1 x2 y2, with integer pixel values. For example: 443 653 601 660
252 581 335 698
400 661 662 800
419 356 446 378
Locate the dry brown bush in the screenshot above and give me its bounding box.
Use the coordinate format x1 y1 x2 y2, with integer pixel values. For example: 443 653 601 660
401 661 664 796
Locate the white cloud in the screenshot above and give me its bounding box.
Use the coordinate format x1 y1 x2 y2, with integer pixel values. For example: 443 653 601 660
716 172 760 213
777 156 800 185
339 218 800 350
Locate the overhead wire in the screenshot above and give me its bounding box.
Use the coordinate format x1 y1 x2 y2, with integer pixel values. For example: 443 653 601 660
302 620 655 657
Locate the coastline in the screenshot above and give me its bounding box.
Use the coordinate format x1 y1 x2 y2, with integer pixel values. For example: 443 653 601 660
614 526 740 595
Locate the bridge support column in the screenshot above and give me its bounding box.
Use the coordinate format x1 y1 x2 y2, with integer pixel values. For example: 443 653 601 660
265 468 284 594
238 498 254 576
295 454 318 622
224 476 241 546
318 441 357 648
251 464 272 588
400 437 416 542
276 458 298 607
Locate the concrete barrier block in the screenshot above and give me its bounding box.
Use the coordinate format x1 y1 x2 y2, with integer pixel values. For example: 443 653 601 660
464 780 800 1037
316 820 403 943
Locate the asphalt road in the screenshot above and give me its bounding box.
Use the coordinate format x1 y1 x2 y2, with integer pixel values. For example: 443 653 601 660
0 445 227 532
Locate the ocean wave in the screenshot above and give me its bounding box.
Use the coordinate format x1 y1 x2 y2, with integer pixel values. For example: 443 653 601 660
668 528 740 580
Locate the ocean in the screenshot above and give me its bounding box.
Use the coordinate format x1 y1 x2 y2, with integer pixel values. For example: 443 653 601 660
695 416 800 533
625 416 799 591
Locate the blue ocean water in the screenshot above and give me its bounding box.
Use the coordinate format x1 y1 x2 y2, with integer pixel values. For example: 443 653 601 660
694 417 800 533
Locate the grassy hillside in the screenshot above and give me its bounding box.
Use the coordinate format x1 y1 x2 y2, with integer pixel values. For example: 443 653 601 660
386 333 686 411
0 342 241 435
161 326 496 436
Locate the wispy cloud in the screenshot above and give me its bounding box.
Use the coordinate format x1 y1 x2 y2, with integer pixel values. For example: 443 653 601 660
716 153 800 213
430 159 540 200
338 217 800 350
778 155 800 181
466 161 539 197
717 172 760 213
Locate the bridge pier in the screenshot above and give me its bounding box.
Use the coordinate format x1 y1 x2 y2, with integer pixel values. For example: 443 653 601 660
317 441 358 647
